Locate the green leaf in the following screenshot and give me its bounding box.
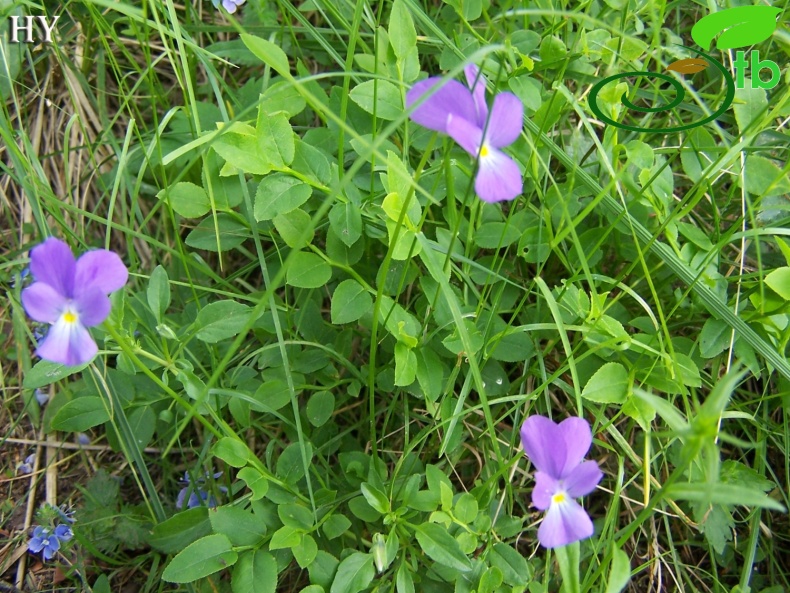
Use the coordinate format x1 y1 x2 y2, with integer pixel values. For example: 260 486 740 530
241 34 291 77
149 507 212 554
195 301 252 342
389 0 416 59
185 213 249 252
554 541 580 593
257 113 295 168
261 81 305 117
210 506 267 547
307 390 335 427
329 202 363 247
212 437 250 468
488 543 531 587
667 482 785 511
582 362 629 404
331 279 372 324
322 514 351 540
691 6 781 50
413 522 472 572
330 552 375 593
699 318 732 358
394 342 417 387
310 551 340 590
147 265 170 324
274 208 314 249
349 80 403 120
765 267 790 300
161 534 238 583
51 397 110 432
744 156 790 198
158 182 211 218
212 124 271 175
292 139 331 185
286 251 332 289
23 359 91 389
255 173 313 221
473 222 521 249
276 442 312 484
252 380 292 412
293 533 318 568
416 347 443 402
604 546 631 593
238 467 269 500
361 483 390 514
269 525 302 550
279 503 314 530
231 550 277 593
733 85 769 134
396 563 415 593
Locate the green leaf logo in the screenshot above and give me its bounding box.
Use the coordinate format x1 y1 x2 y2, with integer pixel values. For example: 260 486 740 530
692 5 781 50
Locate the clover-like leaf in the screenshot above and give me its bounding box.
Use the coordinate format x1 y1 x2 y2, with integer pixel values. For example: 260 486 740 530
691 6 781 51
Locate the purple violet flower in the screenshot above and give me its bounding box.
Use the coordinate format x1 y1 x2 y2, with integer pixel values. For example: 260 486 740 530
211 0 245 13
21 238 128 367
406 64 524 203
18 453 36 474
520 415 603 549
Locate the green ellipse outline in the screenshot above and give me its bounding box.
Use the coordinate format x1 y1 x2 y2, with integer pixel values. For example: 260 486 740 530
588 45 735 133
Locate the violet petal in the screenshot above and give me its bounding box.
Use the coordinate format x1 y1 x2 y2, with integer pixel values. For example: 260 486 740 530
557 417 593 477
446 112 483 156
464 64 488 128
475 147 522 203
483 92 523 148
74 250 128 297
538 497 594 549
75 287 112 327
21 282 67 324
564 460 603 498
532 470 559 511
406 78 477 134
520 415 565 478
36 319 98 366
29 238 75 298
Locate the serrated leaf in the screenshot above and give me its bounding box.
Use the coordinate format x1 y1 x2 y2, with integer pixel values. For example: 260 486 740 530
161 534 238 583
274 208 314 249
257 113 294 168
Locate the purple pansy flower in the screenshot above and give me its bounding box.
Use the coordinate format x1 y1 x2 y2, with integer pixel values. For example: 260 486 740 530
21 238 128 366
406 64 524 203
520 415 603 549
212 0 245 13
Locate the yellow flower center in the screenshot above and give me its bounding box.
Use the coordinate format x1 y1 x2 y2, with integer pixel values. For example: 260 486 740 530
552 492 566 504
63 311 77 324
480 145 489 158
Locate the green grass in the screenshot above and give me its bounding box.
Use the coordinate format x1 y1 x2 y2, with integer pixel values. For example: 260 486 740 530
1 0 789 591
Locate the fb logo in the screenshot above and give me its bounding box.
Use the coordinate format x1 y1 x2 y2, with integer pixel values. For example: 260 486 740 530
589 6 782 133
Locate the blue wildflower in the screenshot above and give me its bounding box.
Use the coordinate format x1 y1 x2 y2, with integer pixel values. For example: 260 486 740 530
18 453 36 474
77 433 90 446
176 471 227 510
28 524 72 561
35 389 49 405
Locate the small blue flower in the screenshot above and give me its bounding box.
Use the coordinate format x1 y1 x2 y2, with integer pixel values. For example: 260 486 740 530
18 453 36 474
28 525 68 561
77 433 90 446
176 471 227 510
211 0 245 13
35 389 49 405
